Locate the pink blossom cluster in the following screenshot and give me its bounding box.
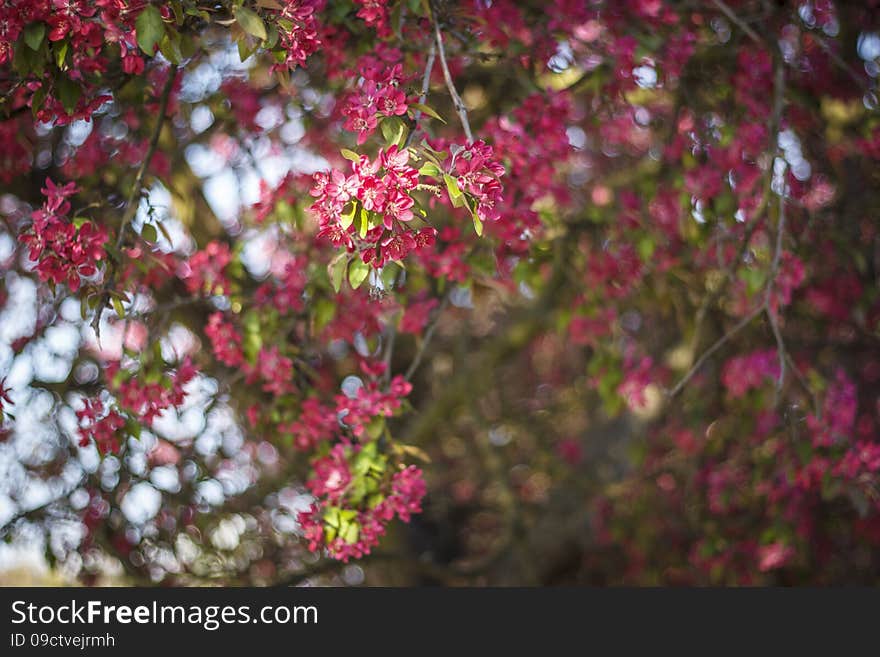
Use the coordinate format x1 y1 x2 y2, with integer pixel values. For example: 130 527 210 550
335 375 412 437
254 260 307 314
180 241 232 296
76 398 126 454
569 309 616 347
205 313 244 368
205 312 299 397
307 444 352 502
617 354 654 410
273 0 324 70
342 62 408 145
768 252 806 314
807 369 857 448
399 296 439 334
280 398 338 451
353 0 391 36
448 140 506 224
61 111 170 182
106 358 196 425
835 442 880 481
0 119 31 182
721 349 782 399
19 179 108 292
0 0 143 123
245 346 296 397
298 457 426 562
310 146 437 268
413 225 470 283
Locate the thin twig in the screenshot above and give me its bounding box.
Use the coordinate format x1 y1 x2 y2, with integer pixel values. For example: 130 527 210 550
785 352 819 414
763 59 788 396
812 31 870 91
667 304 764 398
381 316 398 387
675 49 790 401
429 3 473 143
117 68 177 250
711 0 764 45
689 213 763 358
416 42 436 118
91 67 177 339
764 188 787 395
404 42 436 149
404 294 450 381
688 42 787 363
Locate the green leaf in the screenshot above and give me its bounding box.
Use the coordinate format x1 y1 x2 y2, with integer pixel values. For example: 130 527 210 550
380 261 401 290
313 297 336 331
358 208 369 238
156 220 173 245
637 235 655 261
444 174 466 208
339 203 356 230
264 23 279 49
418 162 441 177
340 148 360 162
234 6 267 41
12 42 38 77
323 506 341 530
112 296 126 319
237 36 257 63
53 40 69 70
136 5 165 56
366 416 385 441
410 102 446 123
31 85 48 118
170 0 185 25
380 116 408 148
159 31 183 64
141 224 158 243
328 253 348 293
340 519 359 545
24 23 46 51
471 208 484 237
57 77 81 114
348 258 370 290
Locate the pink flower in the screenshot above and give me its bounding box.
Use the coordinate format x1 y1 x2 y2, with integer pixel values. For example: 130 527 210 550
205 313 244 367
308 444 352 503
400 297 439 334
808 369 857 448
721 349 781 399
19 179 108 292
758 542 794 572
378 87 407 116
0 378 13 415
181 241 232 296
77 398 126 455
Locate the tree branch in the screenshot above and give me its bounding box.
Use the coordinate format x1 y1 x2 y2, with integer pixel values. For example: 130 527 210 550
429 3 473 143
763 58 788 397
404 294 450 382
91 67 178 339
711 0 764 45
667 304 764 398
117 68 178 250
